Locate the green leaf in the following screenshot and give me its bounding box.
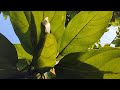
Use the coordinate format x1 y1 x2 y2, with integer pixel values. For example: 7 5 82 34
0 34 18 78
44 11 66 51
9 11 66 55
55 52 103 79
14 44 33 64
16 59 29 71
24 11 32 24
31 11 43 45
0 34 17 65
55 47 120 79
60 11 113 56
33 33 58 73
9 11 33 55
44 11 56 22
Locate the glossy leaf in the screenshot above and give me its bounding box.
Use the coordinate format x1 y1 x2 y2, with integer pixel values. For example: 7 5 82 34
33 33 58 73
55 47 120 79
60 11 113 56
0 34 18 78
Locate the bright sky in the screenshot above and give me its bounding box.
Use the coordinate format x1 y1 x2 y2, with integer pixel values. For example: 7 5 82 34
0 13 118 47
0 14 20 44
100 26 118 47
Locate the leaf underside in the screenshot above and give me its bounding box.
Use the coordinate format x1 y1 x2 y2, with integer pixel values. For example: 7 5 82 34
60 11 113 56
55 47 120 79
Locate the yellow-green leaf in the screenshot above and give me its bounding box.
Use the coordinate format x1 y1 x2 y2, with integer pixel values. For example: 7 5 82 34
9 11 33 54
14 44 33 63
31 11 43 45
33 33 57 72
55 47 120 79
44 11 66 51
60 11 113 56
9 11 66 55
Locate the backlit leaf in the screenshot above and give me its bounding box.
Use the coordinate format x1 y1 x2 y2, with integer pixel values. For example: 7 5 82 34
55 47 120 79
9 11 33 54
60 11 113 56
44 11 66 51
33 33 57 73
14 44 33 63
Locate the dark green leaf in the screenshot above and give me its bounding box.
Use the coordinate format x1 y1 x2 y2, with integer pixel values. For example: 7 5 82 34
112 38 120 47
16 59 29 71
55 52 103 79
0 34 19 78
55 47 120 79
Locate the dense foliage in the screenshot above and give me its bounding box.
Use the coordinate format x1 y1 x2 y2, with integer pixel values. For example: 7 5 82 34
0 11 120 79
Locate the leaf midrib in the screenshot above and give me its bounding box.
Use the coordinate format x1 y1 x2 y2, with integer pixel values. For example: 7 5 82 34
60 12 99 54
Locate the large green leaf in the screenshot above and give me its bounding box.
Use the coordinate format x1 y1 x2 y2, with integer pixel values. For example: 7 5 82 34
44 11 56 22
55 52 103 79
9 11 34 55
14 44 33 71
9 11 44 55
33 33 57 73
26 11 66 48
0 34 19 78
31 11 43 45
14 44 33 63
9 11 66 55
59 11 113 56
55 47 120 79
32 11 66 44
44 11 66 51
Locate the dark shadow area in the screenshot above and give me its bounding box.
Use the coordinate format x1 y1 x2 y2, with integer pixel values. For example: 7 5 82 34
55 53 104 79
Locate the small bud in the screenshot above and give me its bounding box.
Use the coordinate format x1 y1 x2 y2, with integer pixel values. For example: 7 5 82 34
42 17 50 33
